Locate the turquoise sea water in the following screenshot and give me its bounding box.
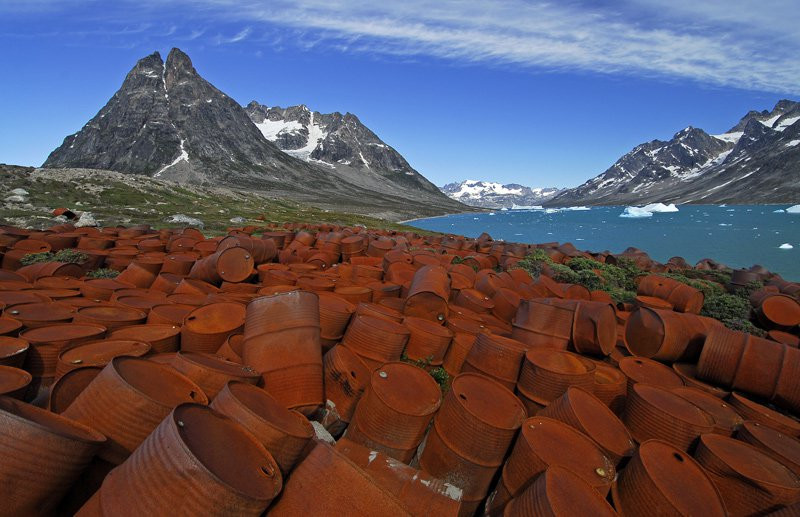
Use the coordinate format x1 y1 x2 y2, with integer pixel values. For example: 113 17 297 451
410 205 800 281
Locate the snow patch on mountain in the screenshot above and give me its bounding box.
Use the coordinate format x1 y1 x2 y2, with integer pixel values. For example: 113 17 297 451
440 180 563 209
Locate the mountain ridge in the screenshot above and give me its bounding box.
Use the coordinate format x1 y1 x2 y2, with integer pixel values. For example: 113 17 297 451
546 99 800 206
42 48 467 220
440 180 563 208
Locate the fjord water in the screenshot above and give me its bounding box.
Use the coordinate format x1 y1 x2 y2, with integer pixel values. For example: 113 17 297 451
411 205 800 281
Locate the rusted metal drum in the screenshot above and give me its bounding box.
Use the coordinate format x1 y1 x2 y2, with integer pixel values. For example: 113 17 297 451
0 336 29 368
107 323 180 353
318 293 355 348
768 330 800 348
403 265 450 323
625 307 720 362
79 278 134 301
347 362 442 463
63 356 208 464
512 298 573 350
74 305 146 330
81 403 282 516
180 302 245 354
503 466 617 517
754 293 800 329
216 333 244 363
736 421 800 477
623 383 715 450
694 433 800 515
147 303 195 325
727 392 800 438
356 301 405 323
637 275 704 314
618 356 684 395
335 437 462 516
16 261 83 282
672 362 730 398
341 313 410 369
0 365 32 399
462 332 528 390
592 361 628 415
672 386 743 436
516 348 596 410
170 351 260 399
21 323 107 391
211 381 313 474
267 441 409 517
613 439 726 517
491 287 522 323
455 288 494 314
697 327 800 414
0 316 24 338
487 416 615 514
243 291 323 414
5 301 75 328
322 344 370 434
47 366 102 413
538 387 635 465
420 373 526 508
403 316 453 365
188 246 254 284
0 396 105 516
56 339 150 380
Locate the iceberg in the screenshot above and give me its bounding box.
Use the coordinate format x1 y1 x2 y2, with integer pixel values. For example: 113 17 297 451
641 203 679 213
620 207 654 218
564 206 591 211
786 205 800 214
779 243 794 250
774 209 786 213
511 204 543 210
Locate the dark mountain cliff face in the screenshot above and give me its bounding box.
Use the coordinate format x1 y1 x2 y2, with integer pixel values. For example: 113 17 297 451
43 48 466 219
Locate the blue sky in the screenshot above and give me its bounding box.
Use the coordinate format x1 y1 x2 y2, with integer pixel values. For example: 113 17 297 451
1 0 797 188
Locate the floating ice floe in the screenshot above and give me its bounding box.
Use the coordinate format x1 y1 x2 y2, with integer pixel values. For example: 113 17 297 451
620 206 654 218
774 209 786 213
779 243 794 250
718 223 731 227
641 202 679 213
786 205 800 214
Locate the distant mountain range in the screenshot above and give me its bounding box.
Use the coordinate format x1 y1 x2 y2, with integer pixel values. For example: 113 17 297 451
42 48 465 220
546 100 800 206
440 180 562 208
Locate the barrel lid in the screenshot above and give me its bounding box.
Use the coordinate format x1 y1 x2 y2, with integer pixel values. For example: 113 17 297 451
619 357 683 389
0 365 31 395
6 301 74 322
370 362 441 416
21 323 106 344
740 421 800 472
672 386 742 433
633 384 715 427
0 336 29 359
538 466 618 516
563 387 635 458
224 381 313 439
521 417 616 487
217 246 254 283
526 348 593 375
184 302 245 333
176 352 260 380
450 373 525 431
0 317 23 336
48 366 103 413
60 339 150 366
77 305 146 322
108 324 181 343
636 440 727 516
699 433 800 488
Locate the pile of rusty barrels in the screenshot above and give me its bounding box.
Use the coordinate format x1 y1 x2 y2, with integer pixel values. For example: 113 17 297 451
0 222 800 516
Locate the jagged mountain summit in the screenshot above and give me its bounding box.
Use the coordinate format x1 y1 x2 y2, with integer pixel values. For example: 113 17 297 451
547 100 800 206
43 48 465 220
440 180 563 208
245 102 442 196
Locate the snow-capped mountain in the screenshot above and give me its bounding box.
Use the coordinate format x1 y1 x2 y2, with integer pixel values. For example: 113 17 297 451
440 180 563 208
547 100 800 206
43 48 465 220
245 101 442 196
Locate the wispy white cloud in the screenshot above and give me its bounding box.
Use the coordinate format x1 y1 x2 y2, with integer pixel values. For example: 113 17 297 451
5 0 799 93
